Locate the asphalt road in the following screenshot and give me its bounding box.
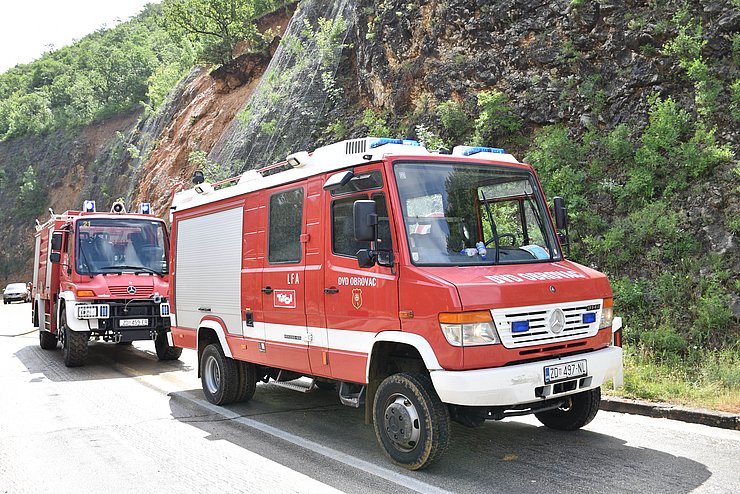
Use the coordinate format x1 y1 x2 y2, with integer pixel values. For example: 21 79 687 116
1 302 739 493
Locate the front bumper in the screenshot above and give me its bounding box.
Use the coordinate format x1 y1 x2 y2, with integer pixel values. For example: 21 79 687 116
430 346 623 406
65 299 170 340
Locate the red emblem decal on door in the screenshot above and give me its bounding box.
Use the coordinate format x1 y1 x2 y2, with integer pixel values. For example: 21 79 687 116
352 288 363 310
274 290 296 308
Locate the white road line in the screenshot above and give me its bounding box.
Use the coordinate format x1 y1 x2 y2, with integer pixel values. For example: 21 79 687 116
175 392 454 494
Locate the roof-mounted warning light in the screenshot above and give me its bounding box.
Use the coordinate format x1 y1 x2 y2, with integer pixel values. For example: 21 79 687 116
139 203 152 215
111 201 126 214
83 200 96 213
286 151 310 168
460 146 506 156
370 138 421 148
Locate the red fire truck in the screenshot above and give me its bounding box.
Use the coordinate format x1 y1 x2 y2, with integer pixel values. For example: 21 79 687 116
168 138 623 470
32 200 181 367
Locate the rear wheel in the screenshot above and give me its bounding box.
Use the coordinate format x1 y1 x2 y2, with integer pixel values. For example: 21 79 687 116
60 311 88 367
39 330 58 350
535 387 601 430
200 343 239 405
373 372 450 470
155 332 182 360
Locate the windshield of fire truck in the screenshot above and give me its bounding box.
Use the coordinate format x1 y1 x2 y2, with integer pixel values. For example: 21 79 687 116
394 161 560 266
75 219 168 275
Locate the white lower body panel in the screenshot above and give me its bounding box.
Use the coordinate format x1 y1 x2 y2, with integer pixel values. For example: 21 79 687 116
430 346 622 406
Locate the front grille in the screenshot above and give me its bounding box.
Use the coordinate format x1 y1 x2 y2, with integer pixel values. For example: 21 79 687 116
108 285 154 297
492 299 602 349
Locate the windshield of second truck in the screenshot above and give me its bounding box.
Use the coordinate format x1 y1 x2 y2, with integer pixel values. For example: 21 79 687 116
76 219 168 275
394 161 560 266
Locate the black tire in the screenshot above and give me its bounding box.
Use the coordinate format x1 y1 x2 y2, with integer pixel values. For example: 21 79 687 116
233 360 257 402
200 343 239 405
39 330 58 350
535 387 601 430
154 332 183 360
373 372 450 470
60 311 89 367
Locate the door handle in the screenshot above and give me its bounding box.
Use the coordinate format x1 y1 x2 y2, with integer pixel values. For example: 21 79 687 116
324 287 339 294
262 286 273 294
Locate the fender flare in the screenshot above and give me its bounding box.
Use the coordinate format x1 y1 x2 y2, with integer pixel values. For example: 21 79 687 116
57 292 97 332
197 317 233 358
365 331 442 381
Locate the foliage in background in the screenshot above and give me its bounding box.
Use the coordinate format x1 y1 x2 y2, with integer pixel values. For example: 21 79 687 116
161 0 290 65
15 165 46 220
0 4 195 141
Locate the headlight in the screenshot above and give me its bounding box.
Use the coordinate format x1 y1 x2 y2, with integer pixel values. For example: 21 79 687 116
76 304 110 319
439 311 500 346
600 298 614 329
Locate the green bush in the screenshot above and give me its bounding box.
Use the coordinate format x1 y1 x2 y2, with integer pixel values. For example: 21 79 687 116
621 96 732 207
472 90 521 144
361 109 391 137
641 325 688 357
437 99 472 143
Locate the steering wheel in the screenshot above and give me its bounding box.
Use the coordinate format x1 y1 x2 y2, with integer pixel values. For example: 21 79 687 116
484 233 517 247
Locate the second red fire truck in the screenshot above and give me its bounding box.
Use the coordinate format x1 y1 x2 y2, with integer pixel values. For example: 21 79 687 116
32 200 181 367
168 138 623 470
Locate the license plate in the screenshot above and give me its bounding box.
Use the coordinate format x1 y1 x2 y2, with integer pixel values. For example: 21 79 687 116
544 359 588 384
120 318 148 327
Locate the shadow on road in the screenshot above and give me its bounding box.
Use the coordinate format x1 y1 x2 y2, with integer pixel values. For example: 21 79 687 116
167 385 711 494
14 340 192 382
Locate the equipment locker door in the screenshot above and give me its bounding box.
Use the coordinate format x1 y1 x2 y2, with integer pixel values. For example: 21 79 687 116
261 185 310 374
322 167 400 384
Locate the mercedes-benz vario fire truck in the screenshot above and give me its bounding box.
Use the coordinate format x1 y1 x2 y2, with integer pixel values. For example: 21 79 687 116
168 138 623 470
32 201 181 367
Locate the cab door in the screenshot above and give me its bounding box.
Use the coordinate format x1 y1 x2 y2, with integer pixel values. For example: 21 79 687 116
261 185 310 374
322 167 400 384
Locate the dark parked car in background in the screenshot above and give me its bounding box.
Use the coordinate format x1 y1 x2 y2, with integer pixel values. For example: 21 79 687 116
3 283 30 304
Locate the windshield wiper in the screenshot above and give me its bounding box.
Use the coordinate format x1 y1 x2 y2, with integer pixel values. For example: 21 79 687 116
77 241 94 278
480 190 500 263
99 265 163 277
524 194 554 260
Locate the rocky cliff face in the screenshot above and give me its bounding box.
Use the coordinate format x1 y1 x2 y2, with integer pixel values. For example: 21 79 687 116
0 0 737 328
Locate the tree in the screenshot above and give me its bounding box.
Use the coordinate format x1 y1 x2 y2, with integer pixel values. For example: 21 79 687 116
162 0 263 65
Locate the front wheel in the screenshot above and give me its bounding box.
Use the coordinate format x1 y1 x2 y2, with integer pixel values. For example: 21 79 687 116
373 372 450 470
535 387 601 430
200 343 240 405
60 311 88 367
155 332 182 360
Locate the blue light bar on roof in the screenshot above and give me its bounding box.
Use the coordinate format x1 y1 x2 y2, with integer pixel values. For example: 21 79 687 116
370 138 421 148
462 146 506 156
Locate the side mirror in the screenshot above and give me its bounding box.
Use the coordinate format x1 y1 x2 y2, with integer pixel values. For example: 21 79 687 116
51 231 64 251
353 200 377 242
357 249 376 268
553 196 570 258
553 196 568 230
50 252 61 264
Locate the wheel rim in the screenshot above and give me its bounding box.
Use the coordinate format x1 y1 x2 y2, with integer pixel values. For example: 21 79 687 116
204 355 221 395
382 393 421 452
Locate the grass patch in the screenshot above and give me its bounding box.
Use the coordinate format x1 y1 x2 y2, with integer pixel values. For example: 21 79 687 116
606 345 740 413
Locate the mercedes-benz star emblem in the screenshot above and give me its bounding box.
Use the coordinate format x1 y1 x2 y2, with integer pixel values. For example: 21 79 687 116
127 286 137 295
549 308 565 334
